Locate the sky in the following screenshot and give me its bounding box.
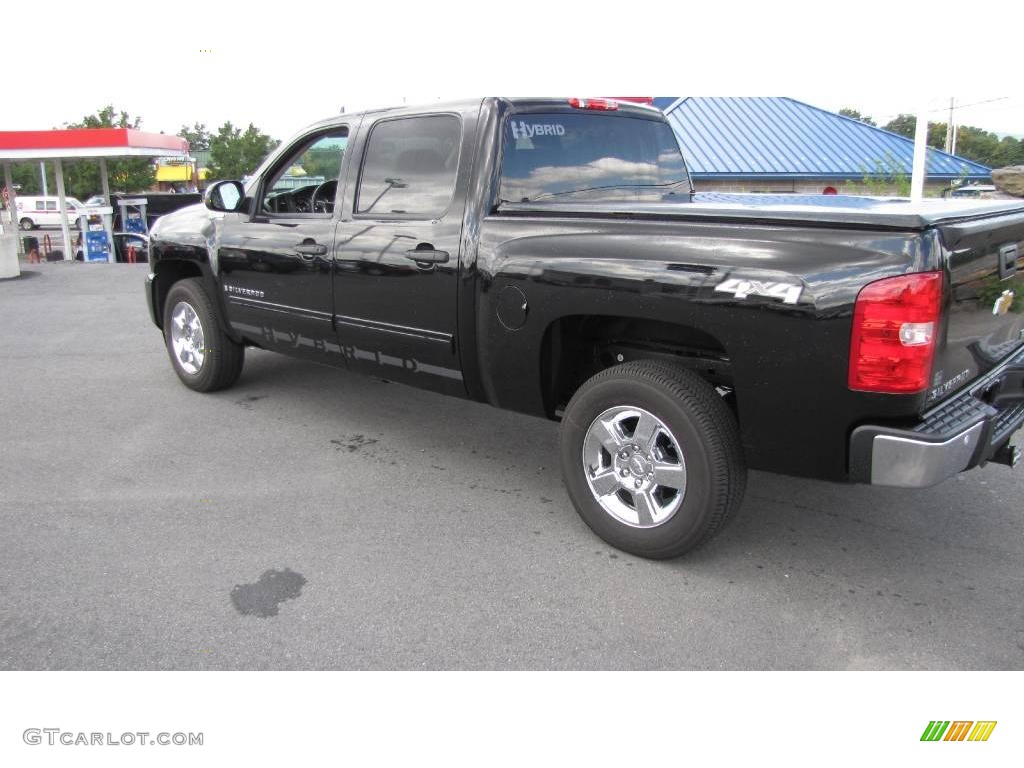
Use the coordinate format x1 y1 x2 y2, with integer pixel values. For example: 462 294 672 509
4 1 1023 143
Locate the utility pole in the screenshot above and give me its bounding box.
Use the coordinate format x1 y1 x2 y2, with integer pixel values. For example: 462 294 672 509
944 97 955 153
911 105 929 202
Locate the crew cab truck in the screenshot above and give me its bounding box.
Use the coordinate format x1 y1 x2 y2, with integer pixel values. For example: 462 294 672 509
145 97 1024 559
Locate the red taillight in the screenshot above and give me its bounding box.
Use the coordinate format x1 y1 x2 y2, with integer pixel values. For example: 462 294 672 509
848 272 943 394
568 98 619 111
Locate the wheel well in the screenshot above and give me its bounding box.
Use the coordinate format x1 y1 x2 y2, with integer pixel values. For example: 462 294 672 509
153 260 203 328
540 315 733 417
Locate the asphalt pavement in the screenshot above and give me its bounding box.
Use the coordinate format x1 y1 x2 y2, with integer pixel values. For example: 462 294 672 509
1 262 1021 669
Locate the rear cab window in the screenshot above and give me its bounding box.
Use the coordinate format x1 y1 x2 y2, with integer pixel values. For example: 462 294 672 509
355 115 461 218
499 112 690 204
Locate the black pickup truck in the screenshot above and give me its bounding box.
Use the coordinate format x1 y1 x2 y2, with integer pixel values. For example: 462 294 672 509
145 97 1024 559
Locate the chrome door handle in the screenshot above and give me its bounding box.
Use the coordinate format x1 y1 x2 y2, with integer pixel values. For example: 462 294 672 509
295 242 327 257
404 245 449 264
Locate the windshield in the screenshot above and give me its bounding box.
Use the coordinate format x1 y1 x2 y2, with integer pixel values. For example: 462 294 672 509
499 113 690 204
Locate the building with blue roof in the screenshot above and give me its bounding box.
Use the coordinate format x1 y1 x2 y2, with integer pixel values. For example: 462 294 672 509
658 97 992 195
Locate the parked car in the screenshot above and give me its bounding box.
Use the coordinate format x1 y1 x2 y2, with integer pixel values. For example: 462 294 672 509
144 97 1024 559
949 184 999 199
14 196 84 229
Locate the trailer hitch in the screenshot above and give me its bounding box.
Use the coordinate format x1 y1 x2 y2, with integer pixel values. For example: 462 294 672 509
981 363 1024 407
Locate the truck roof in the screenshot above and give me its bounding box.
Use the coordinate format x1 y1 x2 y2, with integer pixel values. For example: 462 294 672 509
302 97 662 130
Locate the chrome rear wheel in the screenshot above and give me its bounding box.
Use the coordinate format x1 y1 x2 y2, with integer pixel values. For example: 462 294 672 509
560 361 746 559
582 405 687 528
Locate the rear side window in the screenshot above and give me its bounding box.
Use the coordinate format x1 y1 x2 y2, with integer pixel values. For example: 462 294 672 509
499 113 689 203
356 115 461 218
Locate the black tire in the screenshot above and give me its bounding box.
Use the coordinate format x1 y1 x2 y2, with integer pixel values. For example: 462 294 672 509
19 218 34 231
559 360 746 559
162 277 244 392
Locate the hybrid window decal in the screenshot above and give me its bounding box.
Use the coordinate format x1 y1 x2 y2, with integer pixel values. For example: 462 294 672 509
499 113 690 204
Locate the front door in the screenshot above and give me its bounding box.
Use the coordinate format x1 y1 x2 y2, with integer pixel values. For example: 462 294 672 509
332 113 468 395
218 128 349 359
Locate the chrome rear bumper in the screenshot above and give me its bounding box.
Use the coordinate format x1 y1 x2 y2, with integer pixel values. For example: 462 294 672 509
849 348 1024 488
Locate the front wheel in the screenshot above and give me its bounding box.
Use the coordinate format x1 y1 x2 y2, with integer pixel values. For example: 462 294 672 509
559 361 746 559
162 278 244 392
19 218 34 231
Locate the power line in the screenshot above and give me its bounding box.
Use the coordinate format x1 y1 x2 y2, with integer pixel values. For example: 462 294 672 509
868 96 1013 124
940 96 1010 112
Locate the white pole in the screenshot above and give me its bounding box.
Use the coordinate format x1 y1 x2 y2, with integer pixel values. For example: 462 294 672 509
910 106 929 201
2 161 23 276
4 161 24 254
98 158 114 263
54 158 74 261
40 161 48 197
3 161 15 228
99 158 111 204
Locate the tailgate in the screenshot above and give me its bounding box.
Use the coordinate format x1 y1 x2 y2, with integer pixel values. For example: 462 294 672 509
931 210 1024 406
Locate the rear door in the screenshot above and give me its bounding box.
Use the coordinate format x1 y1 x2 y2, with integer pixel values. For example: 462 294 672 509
332 111 473 395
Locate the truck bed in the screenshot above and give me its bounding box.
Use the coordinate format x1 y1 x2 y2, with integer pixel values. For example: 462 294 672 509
499 192 1024 231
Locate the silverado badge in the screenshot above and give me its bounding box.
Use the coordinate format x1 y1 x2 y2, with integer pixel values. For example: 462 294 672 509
992 289 1015 316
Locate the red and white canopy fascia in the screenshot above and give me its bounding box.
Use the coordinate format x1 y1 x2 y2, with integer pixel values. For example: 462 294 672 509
0 128 188 160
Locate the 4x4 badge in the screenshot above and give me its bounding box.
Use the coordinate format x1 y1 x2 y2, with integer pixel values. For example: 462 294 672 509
715 278 803 305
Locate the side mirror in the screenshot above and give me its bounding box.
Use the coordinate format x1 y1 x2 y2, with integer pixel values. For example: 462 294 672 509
204 180 245 213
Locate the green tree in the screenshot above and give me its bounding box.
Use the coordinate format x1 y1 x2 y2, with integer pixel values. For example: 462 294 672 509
300 146 343 180
883 114 916 139
839 108 876 126
60 105 156 198
950 125 1024 168
208 122 278 181
882 114 946 149
890 119 1024 168
178 122 212 152
7 162 51 196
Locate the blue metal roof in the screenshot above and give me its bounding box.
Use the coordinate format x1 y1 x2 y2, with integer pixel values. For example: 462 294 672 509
658 97 991 181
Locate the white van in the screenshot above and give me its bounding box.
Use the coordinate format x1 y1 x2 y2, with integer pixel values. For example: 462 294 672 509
14 196 84 230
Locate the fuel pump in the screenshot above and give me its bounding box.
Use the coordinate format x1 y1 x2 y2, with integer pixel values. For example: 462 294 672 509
77 205 114 262
117 198 149 263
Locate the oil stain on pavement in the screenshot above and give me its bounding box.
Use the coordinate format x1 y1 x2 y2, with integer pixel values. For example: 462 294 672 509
230 568 307 618
330 434 378 453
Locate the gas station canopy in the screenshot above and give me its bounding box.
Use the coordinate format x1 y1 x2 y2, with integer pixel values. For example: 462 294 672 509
0 128 191 271
0 128 188 160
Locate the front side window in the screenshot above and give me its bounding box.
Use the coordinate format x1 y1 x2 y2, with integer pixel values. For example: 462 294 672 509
499 113 689 204
356 115 461 218
261 129 348 215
